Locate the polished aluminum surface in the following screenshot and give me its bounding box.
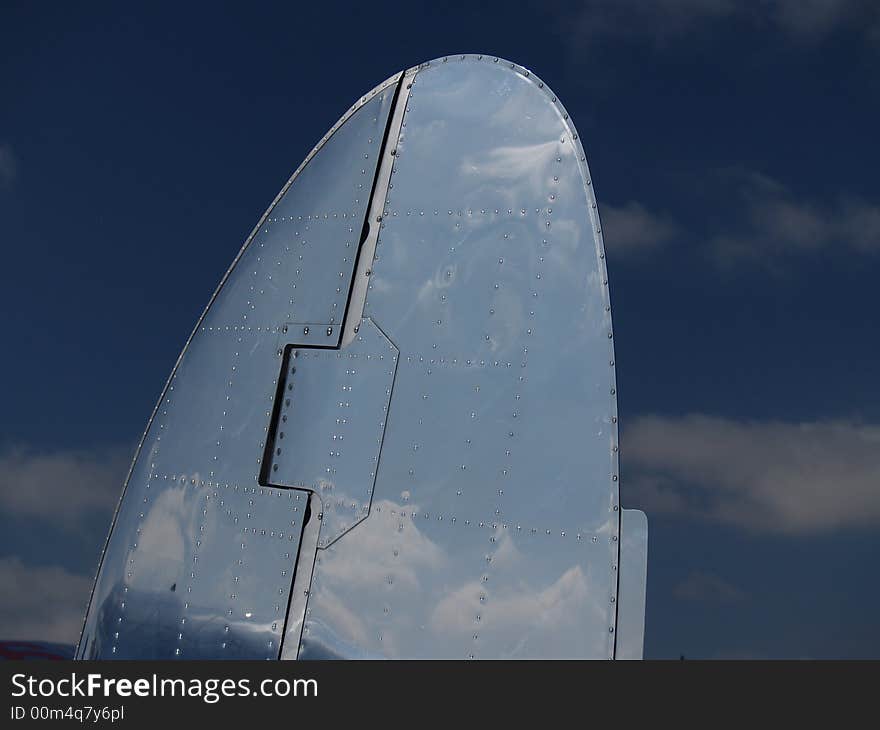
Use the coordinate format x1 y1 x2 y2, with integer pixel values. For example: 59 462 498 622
280 492 321 659
204 87 396 344
264 319 398 547
616 509 648 660
77 79 396 660
79 55 647 661
300 56 625 659
79 484 309 659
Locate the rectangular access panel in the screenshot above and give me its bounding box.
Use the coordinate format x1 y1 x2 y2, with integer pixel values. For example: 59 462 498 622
262 317 398 548
78 484 309 660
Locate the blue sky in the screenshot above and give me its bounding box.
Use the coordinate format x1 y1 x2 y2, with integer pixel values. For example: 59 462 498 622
1 0 879 657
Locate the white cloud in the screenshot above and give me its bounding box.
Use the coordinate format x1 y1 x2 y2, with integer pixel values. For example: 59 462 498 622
559 0 736 45
0 556 90 644
549 0 880 46
625 414 880 534
0 446 129 530
0 145 16 188
765 0 875 39
601 201 679 256
710 170 880 264
594 173 880 266
673 570 746 602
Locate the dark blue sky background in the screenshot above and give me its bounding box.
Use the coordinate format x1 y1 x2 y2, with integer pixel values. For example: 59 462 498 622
1 0 879 658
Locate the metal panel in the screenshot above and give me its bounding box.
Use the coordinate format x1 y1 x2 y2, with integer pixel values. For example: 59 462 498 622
78 482 309 659
342 76 413 347
616 509 648 660
264 318 398 547
300 56 623 659
77 74 400 660
146 330 280 486
203 88 396 340
280 491 321 660
300 501 615 659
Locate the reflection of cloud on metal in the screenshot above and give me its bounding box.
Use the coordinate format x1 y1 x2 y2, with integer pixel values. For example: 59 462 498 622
304 498 615 658
430 563 590 634
127 483 191 589
460 141 558 198
317 498 446 591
